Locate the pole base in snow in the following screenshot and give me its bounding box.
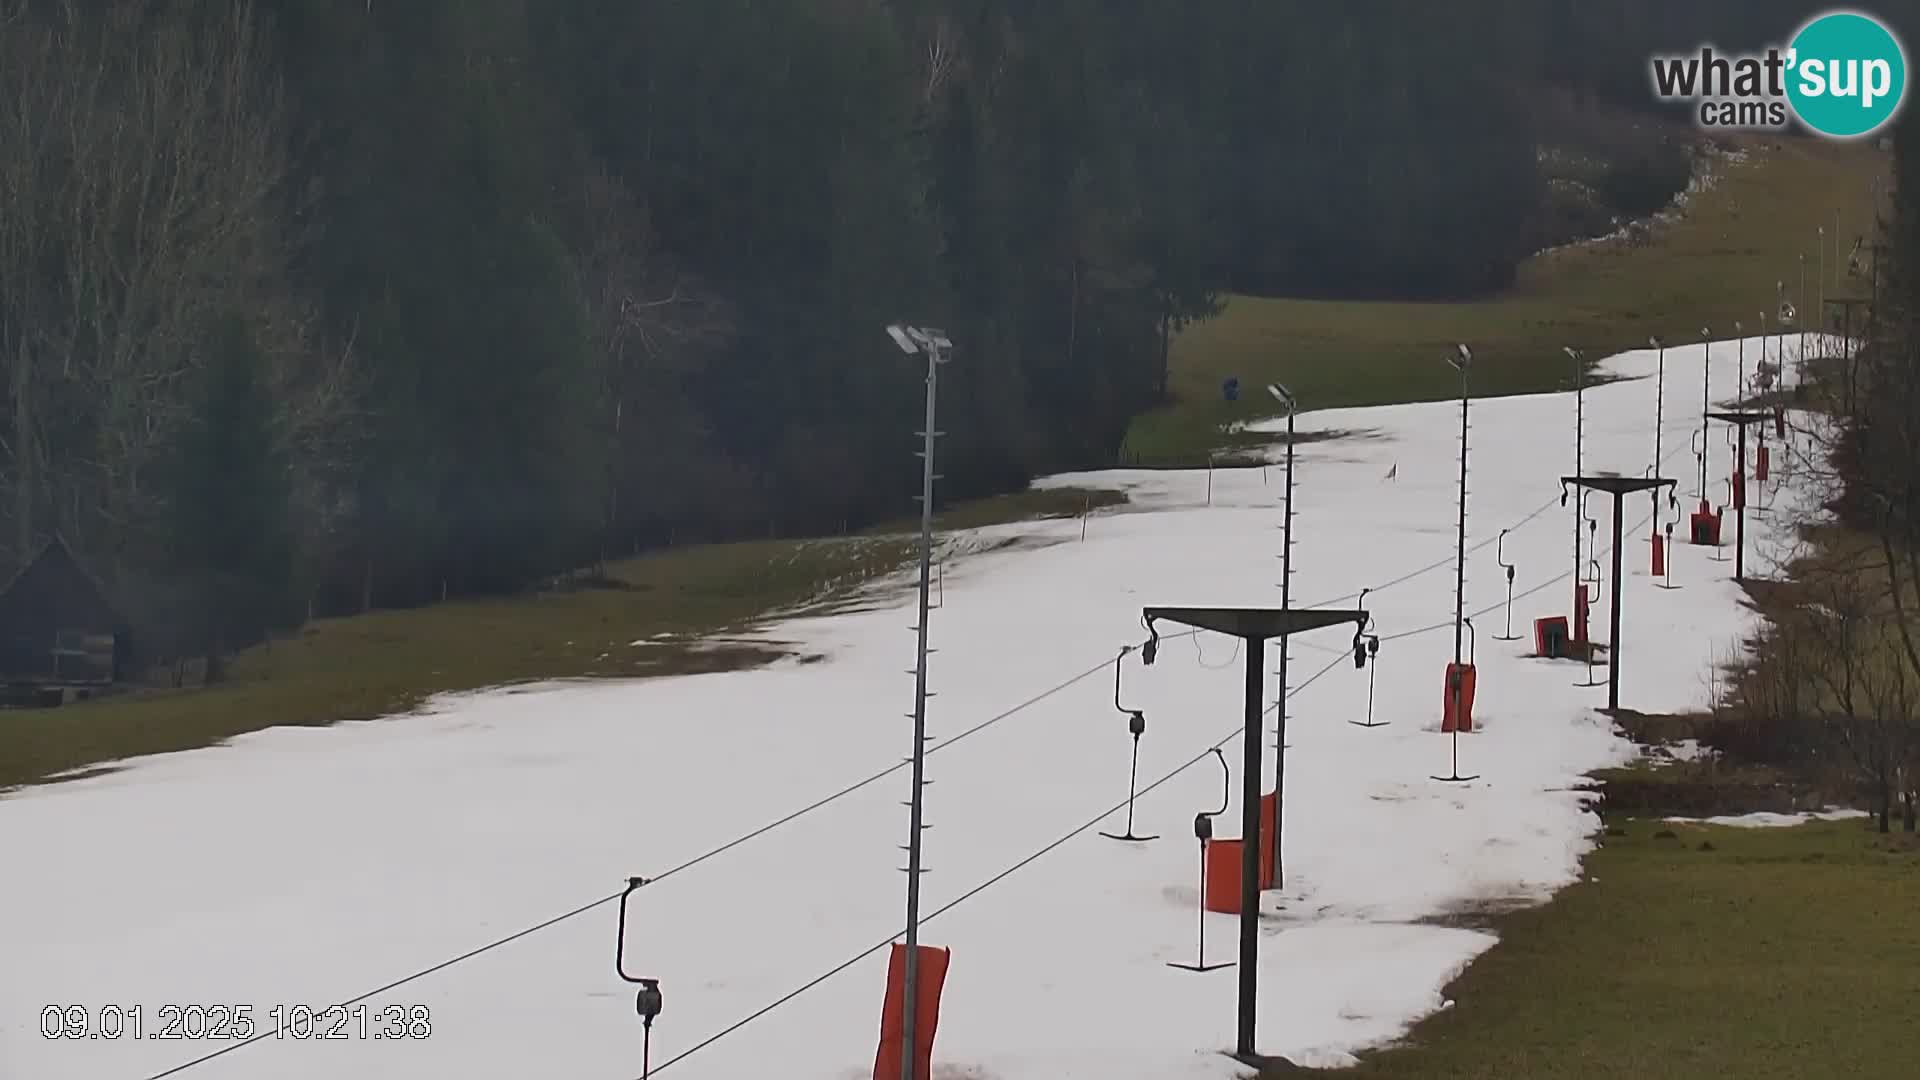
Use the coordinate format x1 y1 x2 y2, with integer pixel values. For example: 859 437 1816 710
1167 960 1234 973
1100 830 1160 842
1348 719 1389 728
1228 1050 1298 1070
1430 771 1480 783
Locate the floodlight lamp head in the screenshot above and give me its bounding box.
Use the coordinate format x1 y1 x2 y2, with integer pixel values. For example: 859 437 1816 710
1563 346 1579 361
1449 343 1472 369
1266 382 1294 412
884 324 919 355
1649 335 1662 348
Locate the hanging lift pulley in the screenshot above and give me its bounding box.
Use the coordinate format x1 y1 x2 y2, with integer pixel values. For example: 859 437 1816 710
1492 529 1521 640
1575 554 1607 688
615 876 664 1079
1349 591 1386 729
1101 643 1160 843
1168 748 1234 973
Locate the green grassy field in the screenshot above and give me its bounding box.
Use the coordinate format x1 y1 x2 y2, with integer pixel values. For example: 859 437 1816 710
0 485 1114 790
1288 817 1920 1080
1129 137 1888 461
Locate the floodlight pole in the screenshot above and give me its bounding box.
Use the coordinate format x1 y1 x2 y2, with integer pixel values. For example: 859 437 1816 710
1266 383 1297 883
1438 344 1477 784
1451 346 1470 684
1651 337 1666 519
1565 347 1585 636
887 323 951 1080
1735 322 1745 402
1798 254 1808 375
1699 328 1712 505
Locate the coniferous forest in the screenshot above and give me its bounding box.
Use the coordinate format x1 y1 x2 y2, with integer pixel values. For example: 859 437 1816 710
0 0 1875 671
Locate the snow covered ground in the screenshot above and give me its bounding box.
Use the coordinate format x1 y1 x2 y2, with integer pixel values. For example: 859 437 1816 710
1 338 1818 1080
1664 809 1868 828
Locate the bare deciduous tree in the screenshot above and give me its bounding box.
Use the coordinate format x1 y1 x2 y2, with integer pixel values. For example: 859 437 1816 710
0 0 350 578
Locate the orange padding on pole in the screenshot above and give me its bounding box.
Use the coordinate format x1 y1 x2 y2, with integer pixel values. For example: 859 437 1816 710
1259 791 1277 890
1757 444 1771 482
1441 662 1477 733
1203 839 1245 913
873 943 950 1080
1201 793 1280 913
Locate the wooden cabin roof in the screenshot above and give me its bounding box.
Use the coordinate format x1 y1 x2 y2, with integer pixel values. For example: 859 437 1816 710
0 537 124 633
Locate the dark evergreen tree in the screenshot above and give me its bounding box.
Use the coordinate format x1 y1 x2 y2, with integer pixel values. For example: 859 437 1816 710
161 316 295 681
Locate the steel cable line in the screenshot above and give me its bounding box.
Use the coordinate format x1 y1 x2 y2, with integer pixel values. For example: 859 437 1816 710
635 398 1732 1074
140 635 1198 1080
636 648 1357 1077
631 481 1694 1075
149 409 1707 1080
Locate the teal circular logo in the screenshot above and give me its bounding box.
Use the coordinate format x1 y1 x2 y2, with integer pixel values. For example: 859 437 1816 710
1786 11 1907 137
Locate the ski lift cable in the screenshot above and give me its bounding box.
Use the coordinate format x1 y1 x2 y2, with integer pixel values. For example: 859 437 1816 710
1305 418 1699 614
634 649 1356 1079
147 420 1709 1080
1380 489 1671 644
139 631 1200 1080
1303 487 1563 610
647 396 1781 1075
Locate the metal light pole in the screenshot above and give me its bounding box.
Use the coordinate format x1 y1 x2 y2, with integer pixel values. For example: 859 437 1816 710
1798 254 1808 375
1734 321 1745 402
1437 344 1478 784
1650 335 1666 517
884 322 952 1080
1265 383 1296 884
1564 346 1586 640
1698 327 1712 505
1817 227 1826 350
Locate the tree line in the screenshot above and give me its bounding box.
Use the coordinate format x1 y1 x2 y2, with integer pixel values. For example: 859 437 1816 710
0 0 1856 676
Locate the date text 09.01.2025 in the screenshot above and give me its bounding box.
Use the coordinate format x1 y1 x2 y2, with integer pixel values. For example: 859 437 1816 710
39 1004 433 1041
